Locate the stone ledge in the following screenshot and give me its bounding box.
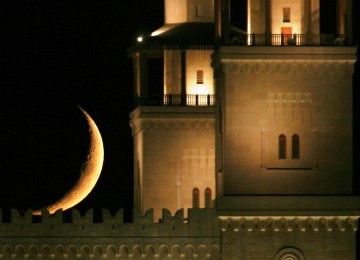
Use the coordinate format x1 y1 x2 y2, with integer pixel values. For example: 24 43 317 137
212 46 358 61
217 196 360 216
219 216 358 232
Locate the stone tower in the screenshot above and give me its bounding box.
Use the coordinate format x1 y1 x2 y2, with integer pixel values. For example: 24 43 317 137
213 0 359 258
214 0 355 196
129 0 216 221
129 0 360 258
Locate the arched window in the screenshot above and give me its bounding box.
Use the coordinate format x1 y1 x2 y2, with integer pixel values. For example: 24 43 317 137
192 188 200 208
205 188 212 208
292 134 300 159
279 134 287 159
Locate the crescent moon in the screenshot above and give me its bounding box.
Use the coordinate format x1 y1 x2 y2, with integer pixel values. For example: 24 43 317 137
33 107 104 215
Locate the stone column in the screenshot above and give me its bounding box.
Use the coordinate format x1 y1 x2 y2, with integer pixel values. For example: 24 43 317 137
215 0 222 45
139 52 148 105
181 50 187 105
305 0 312 34
215 0 230 45
222 0 231 44
265 0 271 44
346 0 353 44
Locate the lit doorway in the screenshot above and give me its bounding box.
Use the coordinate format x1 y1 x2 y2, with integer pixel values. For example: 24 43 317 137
281 27 292 45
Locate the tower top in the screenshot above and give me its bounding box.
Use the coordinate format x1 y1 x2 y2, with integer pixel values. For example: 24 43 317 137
164 0 214 24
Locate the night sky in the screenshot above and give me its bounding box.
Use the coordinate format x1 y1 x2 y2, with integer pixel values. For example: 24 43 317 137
1 1 164 219
0 1 359 221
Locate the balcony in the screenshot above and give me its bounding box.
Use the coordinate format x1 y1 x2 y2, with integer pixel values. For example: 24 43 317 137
231 34 351 46
137 94 216 107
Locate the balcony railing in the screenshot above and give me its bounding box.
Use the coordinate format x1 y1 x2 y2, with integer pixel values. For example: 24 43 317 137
138 94 216 106
231 33 350 46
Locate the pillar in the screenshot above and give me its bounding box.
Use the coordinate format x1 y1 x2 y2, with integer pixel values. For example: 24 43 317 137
181 50 187 105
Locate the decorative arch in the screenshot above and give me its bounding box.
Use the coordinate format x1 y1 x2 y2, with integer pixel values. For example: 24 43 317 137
171 245 181 257
145 245 155 257
210 245 220 258
279 218 288 231
192 187 200 208
319 217 328 231
132 245 142 257
332 217 341 231
41 245 51 258
67 245 77 258
80 245 91 257
292 134 300 159
275 247 305 260
279 134 287 159
15 245 26 258
345 217 355 231
28 245 39 258
54 245 65 257
185 244 195 257
159 244 169 257
93 245 103 257
2 245 12 258
197 244 207 257
205 187 212 208
106 245 117 257
119 245 129 257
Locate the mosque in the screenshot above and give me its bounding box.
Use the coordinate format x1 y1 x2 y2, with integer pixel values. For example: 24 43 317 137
0 0 359 259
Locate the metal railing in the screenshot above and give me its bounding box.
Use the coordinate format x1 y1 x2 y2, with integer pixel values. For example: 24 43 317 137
139 94 216 106
231 33 349 46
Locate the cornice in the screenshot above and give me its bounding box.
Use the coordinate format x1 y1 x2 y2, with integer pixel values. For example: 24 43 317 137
219 216 358 232
130 106 216 134
214 59 355 75
212 46 358 61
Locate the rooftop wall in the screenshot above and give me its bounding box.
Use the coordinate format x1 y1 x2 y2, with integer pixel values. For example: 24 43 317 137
0 208 219 238
0 208 220 258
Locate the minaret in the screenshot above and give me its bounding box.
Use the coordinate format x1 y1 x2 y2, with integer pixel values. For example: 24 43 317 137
212 0 360 258
129 0 216 221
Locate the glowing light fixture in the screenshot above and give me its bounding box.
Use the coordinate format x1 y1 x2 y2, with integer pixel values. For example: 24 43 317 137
137 36 143 43
192 84 211 95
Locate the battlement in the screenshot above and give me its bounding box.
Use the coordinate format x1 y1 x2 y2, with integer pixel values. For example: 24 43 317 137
0 208 221 258
0 208 219 238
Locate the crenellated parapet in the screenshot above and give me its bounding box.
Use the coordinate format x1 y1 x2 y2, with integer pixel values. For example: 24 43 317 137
0 208 219 236
0 208 221 259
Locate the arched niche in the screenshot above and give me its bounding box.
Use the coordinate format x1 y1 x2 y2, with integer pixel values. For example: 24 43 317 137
275 247 305 260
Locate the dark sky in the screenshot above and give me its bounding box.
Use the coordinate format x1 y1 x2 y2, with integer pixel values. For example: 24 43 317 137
1 1 164 219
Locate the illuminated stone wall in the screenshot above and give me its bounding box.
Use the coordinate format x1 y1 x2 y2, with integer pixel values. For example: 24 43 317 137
1 208 357 259
213 46 356 195
165 0 214 24
247 0 320 35
271 0 302 34
220 216 358 259
164 50 214 97
131 106 216 220
0 208 220 259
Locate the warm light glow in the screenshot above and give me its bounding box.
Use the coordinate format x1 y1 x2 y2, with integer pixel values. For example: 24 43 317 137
185 50 214 95
189 84 212 95
151 24 177 37
271 0 302 35
33 107 104 215
137 36 143 42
